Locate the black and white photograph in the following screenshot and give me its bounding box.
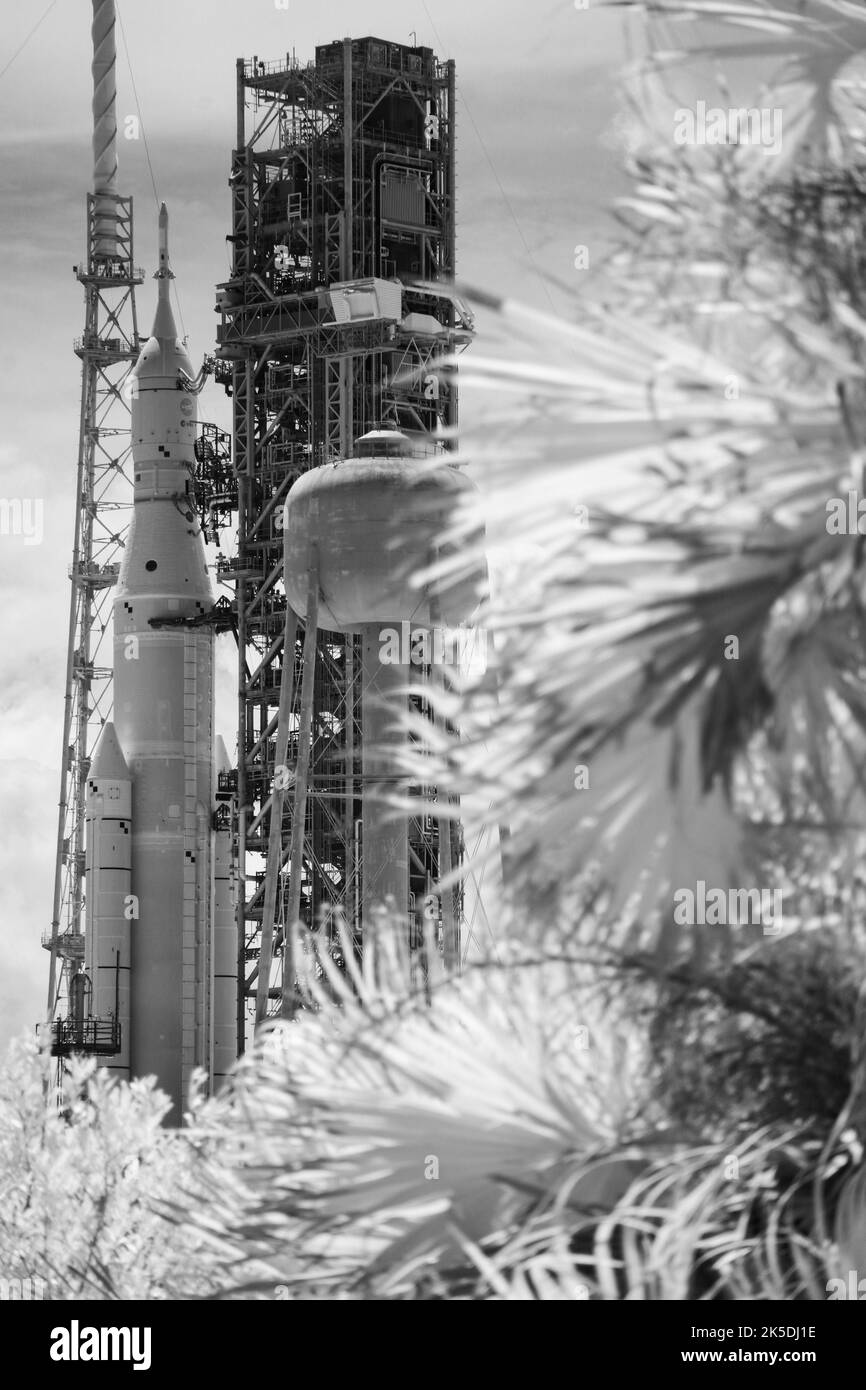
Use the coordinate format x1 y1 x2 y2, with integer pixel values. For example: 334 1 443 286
2 0 866 1353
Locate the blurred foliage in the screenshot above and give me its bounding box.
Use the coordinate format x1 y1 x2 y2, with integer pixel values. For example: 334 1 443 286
645 931 860 1133
172 921 866 1301
0 1037 213 1299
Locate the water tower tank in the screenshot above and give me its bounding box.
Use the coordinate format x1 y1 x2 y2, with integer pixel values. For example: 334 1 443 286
282 432 482 629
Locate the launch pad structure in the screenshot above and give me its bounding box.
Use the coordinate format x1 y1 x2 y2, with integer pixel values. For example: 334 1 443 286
46 12 478 1094
46 1 142 1043
204 37 476 1046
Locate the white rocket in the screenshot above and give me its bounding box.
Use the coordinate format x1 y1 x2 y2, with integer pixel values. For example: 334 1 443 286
85 206 236 1121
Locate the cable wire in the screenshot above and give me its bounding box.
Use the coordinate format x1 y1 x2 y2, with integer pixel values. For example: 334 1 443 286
115 1 187 339
418 0 557 314
0 0 59 82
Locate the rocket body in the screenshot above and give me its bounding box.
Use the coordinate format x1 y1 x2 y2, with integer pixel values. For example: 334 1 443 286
85 206 236 1121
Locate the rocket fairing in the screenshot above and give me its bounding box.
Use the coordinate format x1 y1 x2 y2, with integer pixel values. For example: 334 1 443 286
85 205 237 1121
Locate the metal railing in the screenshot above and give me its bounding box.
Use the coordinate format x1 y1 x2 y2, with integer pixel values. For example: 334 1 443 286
40 930 85 955
45 1018 121 1057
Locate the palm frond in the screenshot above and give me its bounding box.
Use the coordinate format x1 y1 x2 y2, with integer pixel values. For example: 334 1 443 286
394 283 866 949
607 0 866 164
179 920 657 1295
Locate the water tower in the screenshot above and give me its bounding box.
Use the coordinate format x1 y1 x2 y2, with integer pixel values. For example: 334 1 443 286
281 428 483 983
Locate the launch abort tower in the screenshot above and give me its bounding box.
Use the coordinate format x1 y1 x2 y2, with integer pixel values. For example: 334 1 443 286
208 38 475 1042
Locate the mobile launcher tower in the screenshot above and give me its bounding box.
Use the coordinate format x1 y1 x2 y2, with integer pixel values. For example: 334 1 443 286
204 38 480 1034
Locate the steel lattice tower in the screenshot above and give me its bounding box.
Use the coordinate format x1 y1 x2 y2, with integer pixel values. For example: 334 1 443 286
209 37 475 1042
46 2 143 1044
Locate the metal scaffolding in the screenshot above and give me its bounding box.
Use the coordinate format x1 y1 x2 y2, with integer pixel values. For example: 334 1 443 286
46 193 142 1040
210 37 474 1045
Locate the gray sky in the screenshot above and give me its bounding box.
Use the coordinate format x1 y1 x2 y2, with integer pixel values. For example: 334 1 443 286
0 0 629 1050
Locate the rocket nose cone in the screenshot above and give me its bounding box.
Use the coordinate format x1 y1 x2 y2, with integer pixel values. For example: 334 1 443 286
159 201 168 224
90 722 131 781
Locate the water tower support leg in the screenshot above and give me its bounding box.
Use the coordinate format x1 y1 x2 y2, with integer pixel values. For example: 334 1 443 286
281 555 319 1021
360 622 409 937
255 606 298 1025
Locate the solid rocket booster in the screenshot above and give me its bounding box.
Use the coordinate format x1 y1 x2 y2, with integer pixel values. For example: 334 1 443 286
86 205 236 1121
84 722 131 1078
211 734 237 1088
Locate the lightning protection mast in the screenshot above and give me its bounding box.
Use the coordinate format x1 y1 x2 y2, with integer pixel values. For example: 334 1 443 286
45 0 143 1068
